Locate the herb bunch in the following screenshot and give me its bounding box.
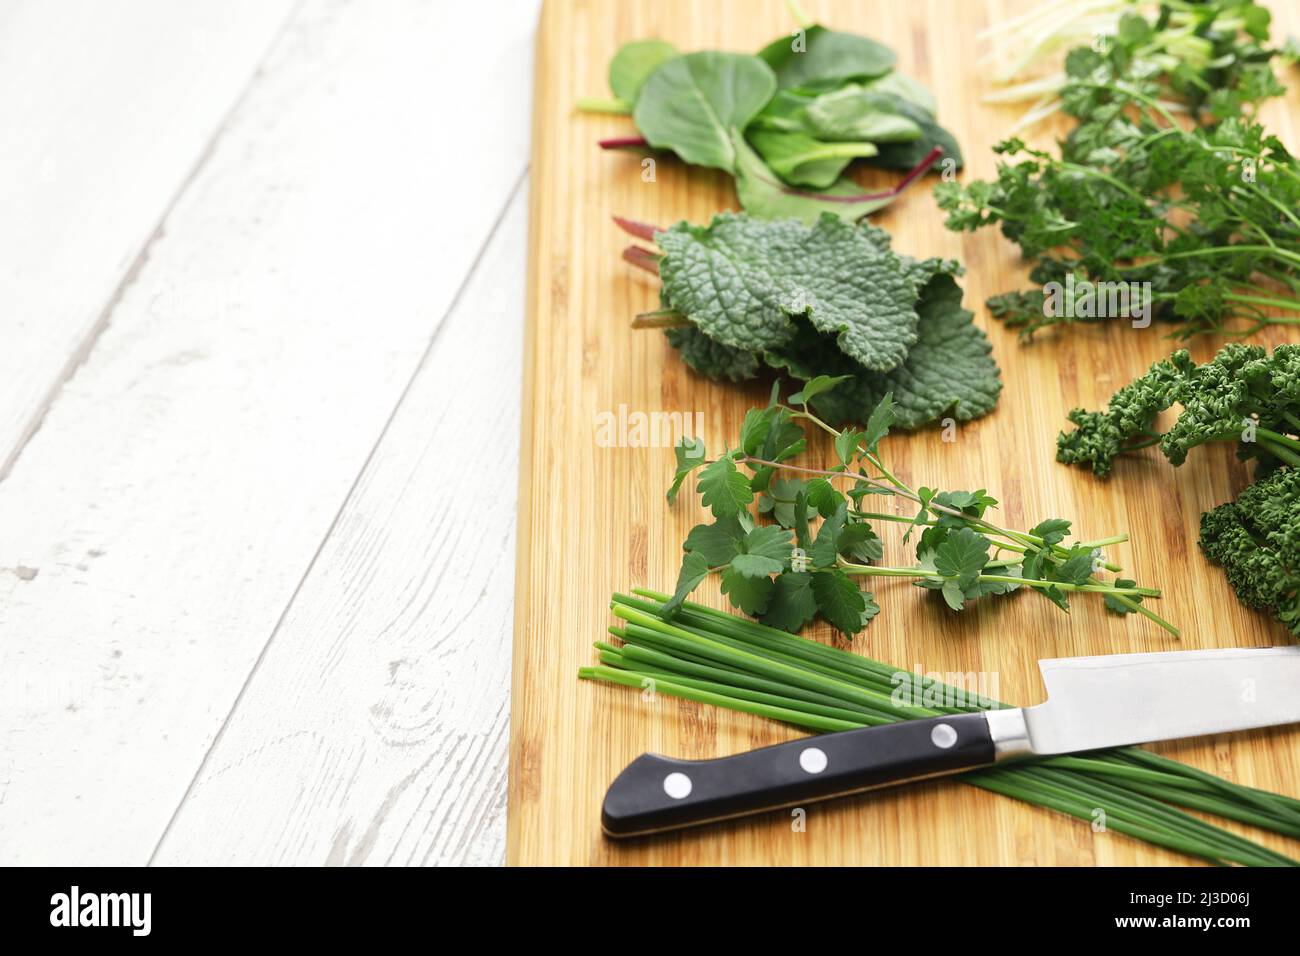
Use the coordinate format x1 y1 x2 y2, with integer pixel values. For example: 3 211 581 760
578 14 961 223
1057 343 1300 475
938 4 1300 338
981 0 1286 129
1059 343 1299 635
1201 468 1300 636
666 381 1174 637
580 592 1299 865
619 212 1002 428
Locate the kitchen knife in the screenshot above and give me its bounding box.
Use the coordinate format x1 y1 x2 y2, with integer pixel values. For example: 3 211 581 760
601 645 1300 838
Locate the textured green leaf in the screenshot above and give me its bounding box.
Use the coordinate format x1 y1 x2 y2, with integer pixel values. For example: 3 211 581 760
633 52 776 171
1029 518 1072 548
789 374 850 405
759 477 815 528
664 326 760 383
657 211 918 367
836 521 882 564
739 406 775 455
835 427 864 465
1054 546 1097 585
940 578 968 611
862 393 895 451
1103 579 1143 615
805 270 1002 427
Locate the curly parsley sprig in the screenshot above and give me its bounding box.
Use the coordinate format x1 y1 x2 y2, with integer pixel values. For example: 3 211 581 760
666 379 1175 638
939 4 1300 339
1057 343 1300 476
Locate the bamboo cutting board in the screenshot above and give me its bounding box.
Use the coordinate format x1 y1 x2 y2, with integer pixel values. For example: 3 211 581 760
509 0 1300 866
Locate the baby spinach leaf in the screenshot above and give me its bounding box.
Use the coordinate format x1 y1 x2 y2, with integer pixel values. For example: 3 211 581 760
801 86 923 143
746 129 878 188
861 71 937 118
757 25 895 90
731 133 915 223
608 39 679 104
633 52 776 171
863 95 964 170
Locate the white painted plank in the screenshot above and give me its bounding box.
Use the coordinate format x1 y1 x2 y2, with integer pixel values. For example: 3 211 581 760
0 0 536 865
153 183 527 868
0 0 296 476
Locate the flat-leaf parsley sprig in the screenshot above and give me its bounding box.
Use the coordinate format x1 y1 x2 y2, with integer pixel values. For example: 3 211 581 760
666 379 1175 637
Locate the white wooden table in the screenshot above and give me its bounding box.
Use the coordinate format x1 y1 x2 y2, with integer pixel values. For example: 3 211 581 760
0 0 537 866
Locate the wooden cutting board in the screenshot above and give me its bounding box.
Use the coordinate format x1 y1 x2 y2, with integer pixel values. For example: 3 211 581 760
509 0 1300 866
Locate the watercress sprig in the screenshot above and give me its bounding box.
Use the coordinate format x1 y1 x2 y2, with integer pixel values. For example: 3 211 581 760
667 379 1175 637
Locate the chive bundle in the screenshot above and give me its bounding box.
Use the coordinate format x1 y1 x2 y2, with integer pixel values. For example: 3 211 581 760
579 589 1300 866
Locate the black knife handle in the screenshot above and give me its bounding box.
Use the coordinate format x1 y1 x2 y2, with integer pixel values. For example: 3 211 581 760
601 712 994 838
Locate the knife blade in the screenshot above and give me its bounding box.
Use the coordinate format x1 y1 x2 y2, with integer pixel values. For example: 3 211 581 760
601 646 1300 838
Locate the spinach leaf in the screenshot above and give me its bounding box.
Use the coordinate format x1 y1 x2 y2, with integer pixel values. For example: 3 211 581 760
633 52 776 171
608 39 679 104
746 128 878 188
861 94 964 170
861 71 937 117
731 132 898 223
757 25 895 89
801 86 923 142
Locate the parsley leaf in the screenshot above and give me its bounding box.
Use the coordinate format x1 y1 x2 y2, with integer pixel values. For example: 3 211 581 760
760 571 818 632
811 568 870 635
697 456 755 518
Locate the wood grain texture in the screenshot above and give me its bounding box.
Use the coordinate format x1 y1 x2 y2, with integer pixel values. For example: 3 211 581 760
153 182 527 867
510 0 1300 865
0 0 296 477
0 0 533 865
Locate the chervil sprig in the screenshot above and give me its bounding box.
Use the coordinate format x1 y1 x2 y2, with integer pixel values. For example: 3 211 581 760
1057 343 1300 476
667 380 1175 637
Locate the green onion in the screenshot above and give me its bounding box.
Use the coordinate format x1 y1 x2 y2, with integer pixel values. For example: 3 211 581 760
579 589 1300 866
